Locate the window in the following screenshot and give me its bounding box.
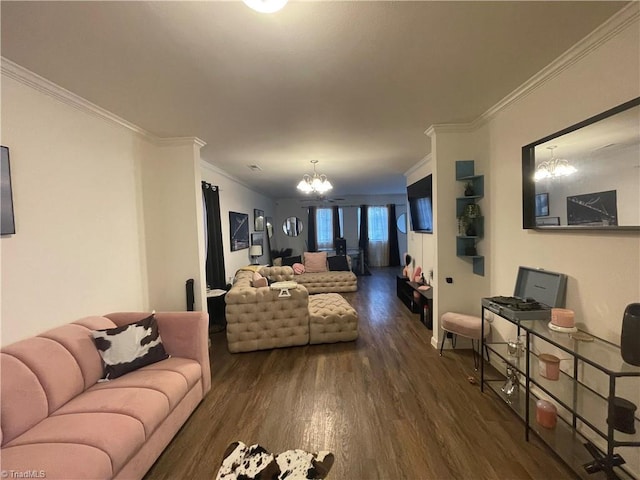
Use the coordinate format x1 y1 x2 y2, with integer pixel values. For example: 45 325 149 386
316 207 344 250
368 206 389 242
367 206 389 267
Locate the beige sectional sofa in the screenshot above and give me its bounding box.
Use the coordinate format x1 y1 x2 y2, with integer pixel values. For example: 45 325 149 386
225 268 358 353
265 263 357 294
225 269 310 353
0 311 210 480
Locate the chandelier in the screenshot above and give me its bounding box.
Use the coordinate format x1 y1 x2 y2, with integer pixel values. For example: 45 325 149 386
534 146 577 181
297 160 333 194
242 0 288 13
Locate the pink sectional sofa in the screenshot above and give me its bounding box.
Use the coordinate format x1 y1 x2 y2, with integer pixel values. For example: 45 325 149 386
0 311 210 480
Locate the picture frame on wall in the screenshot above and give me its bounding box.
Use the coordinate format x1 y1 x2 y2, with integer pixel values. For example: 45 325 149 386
254 209 264 231
535 192 549 217
229 211 250 251
251 232 263 248
1 146 16 235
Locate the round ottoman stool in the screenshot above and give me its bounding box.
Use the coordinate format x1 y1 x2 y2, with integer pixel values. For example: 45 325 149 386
439 311 490 370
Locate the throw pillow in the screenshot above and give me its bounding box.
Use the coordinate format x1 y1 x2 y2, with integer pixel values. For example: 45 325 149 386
252 271 268 288
92 314 169 381
292 263 305 275
327 255 350 272
304 252 328 273
282 255 302 267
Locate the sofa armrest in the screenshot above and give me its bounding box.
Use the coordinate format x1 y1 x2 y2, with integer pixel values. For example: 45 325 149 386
103 311 211 394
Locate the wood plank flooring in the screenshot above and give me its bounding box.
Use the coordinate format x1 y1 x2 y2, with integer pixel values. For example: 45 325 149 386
144 268 577 479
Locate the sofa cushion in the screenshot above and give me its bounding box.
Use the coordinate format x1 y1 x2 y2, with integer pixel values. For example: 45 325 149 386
304 252 328 273
5 412 145 475
91 314 169 380
327 255 350 272
89 357 201 410
53 385 170 437
292 263 305 275
0 443 113 479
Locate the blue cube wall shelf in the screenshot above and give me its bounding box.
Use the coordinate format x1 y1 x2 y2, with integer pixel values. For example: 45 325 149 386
456 160 484 276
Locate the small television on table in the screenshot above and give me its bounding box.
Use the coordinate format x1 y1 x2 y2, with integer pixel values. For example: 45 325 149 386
407 174 433 233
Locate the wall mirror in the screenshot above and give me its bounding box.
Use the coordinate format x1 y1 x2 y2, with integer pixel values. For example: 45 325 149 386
396 213 407 234
265 217 273 238
283 216 303 236
522 97 640 230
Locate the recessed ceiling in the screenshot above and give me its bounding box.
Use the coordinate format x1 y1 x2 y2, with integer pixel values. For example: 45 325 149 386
0 1 628 198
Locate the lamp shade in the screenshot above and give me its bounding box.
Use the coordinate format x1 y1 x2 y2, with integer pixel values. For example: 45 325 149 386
250 245 263 257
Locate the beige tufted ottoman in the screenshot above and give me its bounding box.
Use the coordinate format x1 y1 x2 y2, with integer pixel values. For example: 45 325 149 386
308 293 358 344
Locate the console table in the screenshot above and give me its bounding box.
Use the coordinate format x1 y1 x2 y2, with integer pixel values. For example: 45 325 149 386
407 282 433 330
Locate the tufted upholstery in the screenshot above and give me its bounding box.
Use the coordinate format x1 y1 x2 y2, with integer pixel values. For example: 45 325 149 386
225 269 310 353
261 265 357 294
308 294 358 344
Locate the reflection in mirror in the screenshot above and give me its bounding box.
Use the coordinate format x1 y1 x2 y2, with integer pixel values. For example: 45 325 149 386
397 213 407 234
523 97 640 229
283 216 303 236
265 217 273 238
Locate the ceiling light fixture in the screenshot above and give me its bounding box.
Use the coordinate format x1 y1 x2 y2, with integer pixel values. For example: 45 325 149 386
242 0 288 14
534 146 577 182
297 160 333 195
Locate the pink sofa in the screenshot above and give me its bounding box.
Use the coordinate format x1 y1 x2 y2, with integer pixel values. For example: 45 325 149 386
0 311 210 480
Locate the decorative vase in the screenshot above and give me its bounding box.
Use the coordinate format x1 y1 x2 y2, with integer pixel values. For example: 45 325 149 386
621 303 640 366
465 223 477 237
464 183 474 196
464 203 481 219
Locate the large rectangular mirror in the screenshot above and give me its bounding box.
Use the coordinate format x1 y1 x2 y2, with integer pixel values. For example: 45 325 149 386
522 97 640 230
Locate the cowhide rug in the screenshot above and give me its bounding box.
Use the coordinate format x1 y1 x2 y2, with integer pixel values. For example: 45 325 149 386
215 441 335 480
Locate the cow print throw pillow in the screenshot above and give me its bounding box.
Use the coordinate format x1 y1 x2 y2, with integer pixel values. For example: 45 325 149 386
216 441 334 480
92 314 169 381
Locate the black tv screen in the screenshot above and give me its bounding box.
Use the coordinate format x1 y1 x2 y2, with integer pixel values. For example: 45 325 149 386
1 146 15 235
407 174 433 233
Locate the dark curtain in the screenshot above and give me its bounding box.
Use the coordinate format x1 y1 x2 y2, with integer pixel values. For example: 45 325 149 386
332 205 341 241
359 205 368 266
307 206 317 252
388 204 401 266
202 182 226 289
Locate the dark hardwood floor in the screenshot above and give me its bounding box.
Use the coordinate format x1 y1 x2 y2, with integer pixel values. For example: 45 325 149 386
144 268 577 479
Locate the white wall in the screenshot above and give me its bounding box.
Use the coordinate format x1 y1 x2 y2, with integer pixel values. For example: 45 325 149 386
0 72 150 346
141 140 207 313
200 162 275 282
0 63 207 347
487 13 640 345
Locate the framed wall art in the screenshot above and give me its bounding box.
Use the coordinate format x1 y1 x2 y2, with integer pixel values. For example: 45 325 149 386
229 211 250 251
254 209 264 231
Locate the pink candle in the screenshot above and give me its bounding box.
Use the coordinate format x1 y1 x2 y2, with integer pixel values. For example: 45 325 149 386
536 399 557 429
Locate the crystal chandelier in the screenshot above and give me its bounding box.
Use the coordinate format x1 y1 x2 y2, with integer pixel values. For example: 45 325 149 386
534 146 577 181
297 160 333 194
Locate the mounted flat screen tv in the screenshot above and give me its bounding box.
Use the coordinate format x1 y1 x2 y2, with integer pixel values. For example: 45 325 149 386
1 146 16 235
407 174 433 233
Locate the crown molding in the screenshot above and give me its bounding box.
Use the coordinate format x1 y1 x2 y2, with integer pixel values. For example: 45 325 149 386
404 153 432 178
155 137 206 148
473 3 640 128
1 57 207 149
424 123 475 138
200 159 254 191
1 57 156 140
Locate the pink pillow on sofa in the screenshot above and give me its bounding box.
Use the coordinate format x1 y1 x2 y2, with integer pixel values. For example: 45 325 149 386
252 272 268 288
304 252 328 273
292 263 305 275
